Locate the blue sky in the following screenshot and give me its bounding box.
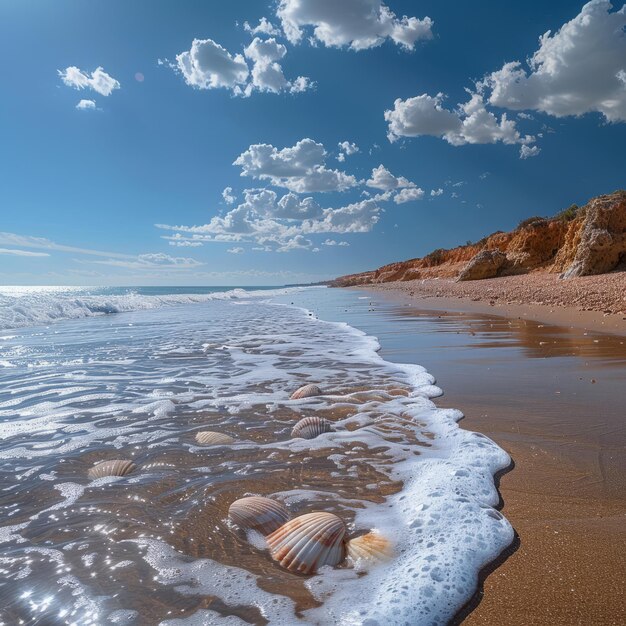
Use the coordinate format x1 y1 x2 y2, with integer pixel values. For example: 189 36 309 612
0 0 625 286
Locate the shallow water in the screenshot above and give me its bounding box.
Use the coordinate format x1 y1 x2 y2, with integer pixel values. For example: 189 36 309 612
0 287 512 625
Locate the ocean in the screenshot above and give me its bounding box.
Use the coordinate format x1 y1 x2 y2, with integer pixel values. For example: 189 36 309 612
0 286 513 625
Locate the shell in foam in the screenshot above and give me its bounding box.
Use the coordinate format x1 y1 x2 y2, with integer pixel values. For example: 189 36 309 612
88 459 137 480
195 431 235 445
290 384 322 400
266 512 346 574
346 532 393 564
291 416 334 440
228 496 290 535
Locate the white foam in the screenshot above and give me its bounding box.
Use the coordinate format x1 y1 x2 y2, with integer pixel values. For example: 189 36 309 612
0 286 312 331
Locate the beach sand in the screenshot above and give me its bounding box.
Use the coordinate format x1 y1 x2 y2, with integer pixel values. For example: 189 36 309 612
351 272 626 336
329 288 626 625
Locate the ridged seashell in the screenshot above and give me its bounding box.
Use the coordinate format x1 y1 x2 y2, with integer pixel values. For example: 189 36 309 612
195 431 235 445
291 416 334 439
88 459 136 480
266 512 346 574
346 532 393 563
228 496 290 535
290 384 322 400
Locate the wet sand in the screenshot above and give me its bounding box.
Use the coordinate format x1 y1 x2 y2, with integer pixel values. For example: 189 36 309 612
322 290 626 625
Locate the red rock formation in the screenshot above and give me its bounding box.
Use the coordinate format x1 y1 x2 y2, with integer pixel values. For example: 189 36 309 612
330 191 626 287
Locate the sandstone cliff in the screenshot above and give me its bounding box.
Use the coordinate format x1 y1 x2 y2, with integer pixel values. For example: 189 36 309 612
330 191 626 287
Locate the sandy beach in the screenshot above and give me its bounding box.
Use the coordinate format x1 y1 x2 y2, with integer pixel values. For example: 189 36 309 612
348 272 626 336
333 286 626 625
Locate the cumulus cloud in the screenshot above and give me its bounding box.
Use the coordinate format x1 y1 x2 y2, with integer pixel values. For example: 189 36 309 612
394 187 425 203
222 186 236 204
243 17 281 36
323 239 349 246
244 37 312 94
76 99 97 110
174 36 311 96
338 140 359 155
430 188 443 196
156 195 381 253
483 0 626 122
277 0 434 50
176 38 249 91
58 66 120 96
366 164 416 190
385 92 535 147
227 246 244 254
276 234 314 252
233 138 358 192
520 144 541 159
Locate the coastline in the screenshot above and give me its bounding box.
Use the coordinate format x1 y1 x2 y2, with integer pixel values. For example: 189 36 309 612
323 287 626 625
340 272 626 336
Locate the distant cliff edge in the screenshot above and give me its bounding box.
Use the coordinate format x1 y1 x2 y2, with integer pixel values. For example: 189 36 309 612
330 190 626 287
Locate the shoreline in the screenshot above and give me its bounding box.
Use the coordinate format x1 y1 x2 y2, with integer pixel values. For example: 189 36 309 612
339 272 626 336
332 288 626 625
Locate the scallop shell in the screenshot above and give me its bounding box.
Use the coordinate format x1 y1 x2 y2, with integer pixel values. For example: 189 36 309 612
228 496 290 535
266 512 346 574
291 416 334 440
290 384 322 400
88 459 136 480
195 431 235 445
346 532 393 563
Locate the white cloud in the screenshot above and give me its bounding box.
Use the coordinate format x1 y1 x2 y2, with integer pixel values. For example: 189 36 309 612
274 192 323 219
58 66 120 96
385 92 535 147
76 99 97 110
243 17 281 36
520 144 541 159
277 0 434 50
0 232 134 259
430 188 443 196
394 187 425 203
338 140 359 155
244 37 312 94
323 239 349 246
276 235 314 252
96 253 203 270
227 246 244 254
233 138 357 192
174 36 311 96
222 186 236 204
176 38 249 91
0 248 50 257
483 0 626 122
156 196 381 252
366 164 416 190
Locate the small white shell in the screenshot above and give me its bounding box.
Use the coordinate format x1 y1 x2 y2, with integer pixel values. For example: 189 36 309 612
88 459 136 480
228 496 290 535
290 384 322 400
195 431 235 445
346 532 393 563
291 416 334 439
266 512 346 574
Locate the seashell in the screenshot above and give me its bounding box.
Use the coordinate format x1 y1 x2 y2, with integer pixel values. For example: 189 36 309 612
266 512 346 574
291 416 334 440
346 532 393 564
228 496 290 535
290 384 322 400
88 459 136 480
195 431 235 445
